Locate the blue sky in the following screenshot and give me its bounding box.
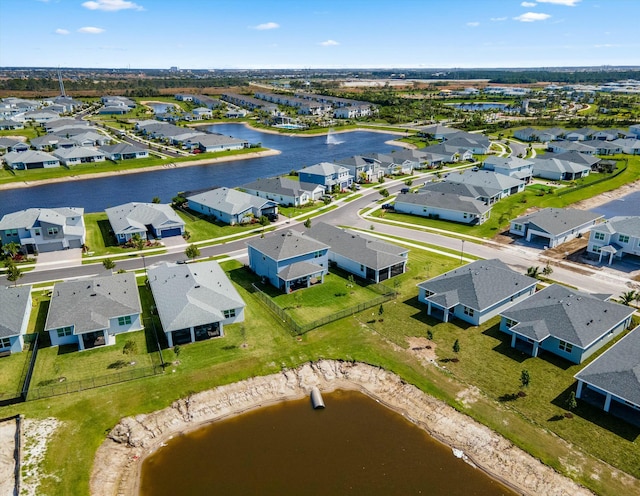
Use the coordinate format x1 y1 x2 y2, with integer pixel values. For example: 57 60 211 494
1 0 638 69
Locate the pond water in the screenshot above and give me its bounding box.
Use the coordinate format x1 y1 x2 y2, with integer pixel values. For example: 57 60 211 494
139 390 516 496
450 103 509 111
148 103 174 114
590 191 640 218
0 125 399 216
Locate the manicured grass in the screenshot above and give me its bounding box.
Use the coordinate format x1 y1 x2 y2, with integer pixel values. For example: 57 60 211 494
176 208 264 242
0 351 30 398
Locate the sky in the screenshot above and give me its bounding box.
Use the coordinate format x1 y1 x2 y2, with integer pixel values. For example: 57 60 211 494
1 0 639 70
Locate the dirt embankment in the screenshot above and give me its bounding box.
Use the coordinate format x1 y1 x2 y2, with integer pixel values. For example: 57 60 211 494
91 360 603 496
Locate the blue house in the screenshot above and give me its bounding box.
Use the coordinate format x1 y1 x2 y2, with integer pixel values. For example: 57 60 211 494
105 202 185 244
417 259 537 325
500 284 634 364
298 162 353 192
0 286 32 355
187 187 278 225
247 229 329 293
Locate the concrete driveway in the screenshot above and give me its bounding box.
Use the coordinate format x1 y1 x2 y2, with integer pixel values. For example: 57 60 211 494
34 248 82 272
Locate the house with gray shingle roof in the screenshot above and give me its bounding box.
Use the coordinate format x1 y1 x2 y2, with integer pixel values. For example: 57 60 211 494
52 146 107 165
500 284 634 364
334 155 383 183
30 134 75 150
587 216 640 264
0 286 32 354
241 177 324 206
548 140 597 155
0 207 85 253
395 188 492 225
187 187 278 225
45 273 142 351
0 137 29 153
417 259 537 325
444 170 525 201
613 138 640 155
362 152 414 175
305 222 408 283
3 150 60 170
105 202 185 244
247 229 329 292
531 157 591 181
298 162 353 191
186 133 248 152
148 261 245 348
99 142 149 160
419 142 473 162
0 119 24 131
574 327 640 426
483 155 534 183
417 124 461 140
509 208 603 248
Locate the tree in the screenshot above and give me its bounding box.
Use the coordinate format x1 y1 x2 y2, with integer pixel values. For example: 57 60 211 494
520 369 530 389
5 260 23 286
542 263 553 277
378 304 384 316
379 188 389 198
185 244 200 261
566 391 578 411
526 266 540 278
102 258 116 271
452 339 460 354
427 329 433 341
619 290 638 306
130 233 146 251
152 196 161 204
304 218 312 229
172 195 187 208
2 241 20 260
405 178 413 186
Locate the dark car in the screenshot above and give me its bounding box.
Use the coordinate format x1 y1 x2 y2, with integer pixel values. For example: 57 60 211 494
381 203 394 210
266 212 279 222
400 187 410 194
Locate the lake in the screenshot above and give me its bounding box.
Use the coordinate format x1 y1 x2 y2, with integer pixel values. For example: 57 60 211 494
139 390 516 496
0 126 400 217
590 190 640 218
450 103 509 111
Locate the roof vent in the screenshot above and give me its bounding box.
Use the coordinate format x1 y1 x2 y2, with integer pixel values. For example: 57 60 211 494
90 293 97 297
194 285 200 288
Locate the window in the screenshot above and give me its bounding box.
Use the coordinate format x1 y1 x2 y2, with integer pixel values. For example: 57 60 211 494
314 251 322 258
593 232 605 241
0 337 10 348
223 309 236 319
463 306 475 317
505 318 517 328
47 227 59 235
513 223 523 232
56 326 73 338
5 229 18 237
118 316 132 326
34 228 41 236
463 213 468 219
559 340 573 353
592 245 602 253
618 234 630 243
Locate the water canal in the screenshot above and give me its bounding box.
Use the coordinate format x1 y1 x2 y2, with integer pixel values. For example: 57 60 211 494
0 126 400 217
139 390 516 496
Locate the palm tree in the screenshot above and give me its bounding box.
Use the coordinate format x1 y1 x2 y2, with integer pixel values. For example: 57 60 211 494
5 260 23 287
619 290 638 306
526 266 540 278
130 233 146 251
2 241 20 260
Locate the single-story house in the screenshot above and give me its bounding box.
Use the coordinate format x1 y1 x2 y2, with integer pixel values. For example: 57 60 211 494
500 284 634 364
551 151 601 169
0 137 29 153
574 327 640 425
298 162 353 191
147 261 246 348
192 107 213 119
241 177 324 207
613 138 640 155
564 128 596 141
247 229 329 293
67 131 110 147
419 143 473 162
509 208 603 248
531 157 591 181
305 222 408 283
444 170 525 200
29 135 76 150
187 134 248 153
3 150 60 170
45 273 143 351
105 202 185 244
187 187 278 225
394 189 492 225
548 140 597 155
417 124 461 140
483 155 534 183
100 143 149 160
0 285 32 355
417 259 538 325
0 207 85 253
587 216 640 264
53 146 107 166
0 119 24 131
387 149 433 170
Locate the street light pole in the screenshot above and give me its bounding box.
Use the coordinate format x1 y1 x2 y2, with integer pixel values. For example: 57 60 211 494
460 240 465 264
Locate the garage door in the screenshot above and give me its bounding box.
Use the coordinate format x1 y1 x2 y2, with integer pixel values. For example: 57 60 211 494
37 241 64 253
160 227 182 238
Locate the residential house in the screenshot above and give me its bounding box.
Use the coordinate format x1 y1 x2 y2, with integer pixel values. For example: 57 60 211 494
565 128 596 141
629 123 640 139
3 150 60 170
587 216 640 264
514 127 539 142
548 140 597 155
419 142 473 162
21 110 60 123
241 177 324 206
417 259 537 325
192 107 213 119
334 155 383 183
592 141 622 156
509 208 603 248
500 284 634 364
613 138 640 155
100 143 149 160
187 187 278 225
420 180 500 205
394 189 492 225
531 157 591 181
45 273 142 351
417 124 461 140
551 151 600 169
0 286 32 354
105 202 185 244
0 138 29 153
388 149 433 170
0 207 85 253
444 170 525 200
187 134 248 153
148 261 246 347
362 152 414 175
591 129 628 141
444 132 490 155
574 327 640 425
298 162 353 192
29 135 75 151
66 131 110 148
305 222 408 283
53 146 107 165
247 229 329 293
483 155 534 183
0 119 24 131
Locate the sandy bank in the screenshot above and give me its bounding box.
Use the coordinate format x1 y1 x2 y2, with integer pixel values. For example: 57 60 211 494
91 360 597 496
0 149 280 191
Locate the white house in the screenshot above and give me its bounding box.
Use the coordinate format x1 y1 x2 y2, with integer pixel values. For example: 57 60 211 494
509 208 603 248
587 216 640 264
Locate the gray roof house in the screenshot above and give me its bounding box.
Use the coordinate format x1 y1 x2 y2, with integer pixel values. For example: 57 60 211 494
483 156 534 182
99 143 149 160
417 259 538 325
148 261 246 348
105 202 185 244
52 146 107 166
3 150 60 170
419 142 473 162
394 188 492 225
548 140 597 155
530 157 591 181
574 327 640 426
444 170 525 201
29 135 76 150
45 273 142 351
417 124 461 140
187 187 278 225
241 177 325 206
186 133 249 152
551 151 601 169
0 207 85 253
587 216 640 264
500 284 634 364
305 222 408 283
297 162 353 191
509 208 603 248
0 285 32 355
334 155 384 183
0 137 29 153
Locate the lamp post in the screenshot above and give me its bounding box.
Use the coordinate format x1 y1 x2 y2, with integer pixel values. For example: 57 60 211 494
460 240 465 264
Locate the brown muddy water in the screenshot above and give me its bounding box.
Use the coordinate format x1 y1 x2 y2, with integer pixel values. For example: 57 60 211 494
140 390 517 495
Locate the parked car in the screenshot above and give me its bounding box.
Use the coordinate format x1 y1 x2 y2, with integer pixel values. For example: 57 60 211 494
266 212 279 222
401 187 410 194
381 203 394 210
192 149 202 154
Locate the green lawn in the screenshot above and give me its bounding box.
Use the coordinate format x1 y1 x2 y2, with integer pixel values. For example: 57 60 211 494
177 208 265 242
0 349 31 399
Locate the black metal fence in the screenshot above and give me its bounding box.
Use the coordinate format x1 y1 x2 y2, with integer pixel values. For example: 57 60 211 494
252 282 397 335
0 334 38 406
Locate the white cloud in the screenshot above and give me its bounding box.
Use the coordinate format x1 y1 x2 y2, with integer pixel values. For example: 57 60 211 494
521 2 536 6
82 0 144 11
537 0 581 5
78 26 105 34
514 12 551 22
490 17 508 21
319 39 339 46
55 28 70 35
252 22 280 30
467 21 480 27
